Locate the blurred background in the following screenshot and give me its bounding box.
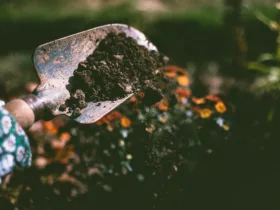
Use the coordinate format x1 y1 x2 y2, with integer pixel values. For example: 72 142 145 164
0 0 277 96
2 1 280 210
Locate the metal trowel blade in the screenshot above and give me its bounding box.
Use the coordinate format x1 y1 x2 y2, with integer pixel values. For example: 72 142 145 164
32 24 158 124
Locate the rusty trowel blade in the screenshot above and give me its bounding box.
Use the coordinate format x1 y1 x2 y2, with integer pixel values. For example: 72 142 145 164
32 24 158 124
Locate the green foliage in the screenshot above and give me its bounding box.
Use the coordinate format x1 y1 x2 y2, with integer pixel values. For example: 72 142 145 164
0 53 37 97
247 9 280 95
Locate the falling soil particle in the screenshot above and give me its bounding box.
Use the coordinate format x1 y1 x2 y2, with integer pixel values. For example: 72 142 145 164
60 32 165 117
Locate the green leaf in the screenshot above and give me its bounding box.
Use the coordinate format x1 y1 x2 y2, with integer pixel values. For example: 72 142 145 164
258 53 275 63
247 61 269 73
267 108 274 122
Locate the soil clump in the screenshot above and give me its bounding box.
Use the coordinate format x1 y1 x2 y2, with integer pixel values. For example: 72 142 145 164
60 32 165 117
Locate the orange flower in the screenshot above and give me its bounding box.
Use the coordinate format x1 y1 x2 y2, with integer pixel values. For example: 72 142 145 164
106 111 122 121
121 117 132 128
164 71 177 78
59 132 71 143
43 121 58 134
177 75 190 86
192 97 206 105
95 119 104 126
102 118 110 125
205 95 221 102
200 109 212 118
164 65 186 74
53 145 74 163
215 102 227 113
175 88 191 98
95 117 110 125
128 96 138 103
157 98 169 111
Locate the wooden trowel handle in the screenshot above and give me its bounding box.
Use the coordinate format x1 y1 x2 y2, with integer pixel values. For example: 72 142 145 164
4 94 44 129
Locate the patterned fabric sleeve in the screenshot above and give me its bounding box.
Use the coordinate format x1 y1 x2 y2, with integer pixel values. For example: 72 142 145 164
0 102 32 183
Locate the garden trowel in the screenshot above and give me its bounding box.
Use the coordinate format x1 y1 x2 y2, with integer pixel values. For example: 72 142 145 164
4 24 158 129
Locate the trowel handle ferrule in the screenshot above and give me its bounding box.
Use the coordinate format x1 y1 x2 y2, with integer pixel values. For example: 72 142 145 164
4 94 45 129
22 94 45 121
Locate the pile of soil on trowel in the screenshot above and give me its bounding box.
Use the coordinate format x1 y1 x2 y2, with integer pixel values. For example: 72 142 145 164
60 32 166 117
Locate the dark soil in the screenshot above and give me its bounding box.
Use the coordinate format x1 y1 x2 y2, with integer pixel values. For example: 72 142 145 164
60 32 165 116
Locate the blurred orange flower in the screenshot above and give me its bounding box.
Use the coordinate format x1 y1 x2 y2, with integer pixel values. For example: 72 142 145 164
165 71 177 77
60 132 71 143
215 102 227 113
128 96 138 103
192 97 206 105
157 98 169 111
95 116 110 126
175 88 191 98
43 121 58 135
53 145 74 163
121 117 132 128
95 119 104 126
200 109 212 118
164 65 186 74
205 95 221 102
106 111 122 121
177 75 190 86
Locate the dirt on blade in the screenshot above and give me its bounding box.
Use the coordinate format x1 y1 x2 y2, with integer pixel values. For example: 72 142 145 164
60 32 165 117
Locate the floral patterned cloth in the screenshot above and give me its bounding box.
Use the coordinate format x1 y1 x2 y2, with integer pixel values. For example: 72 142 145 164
0 102 32 183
